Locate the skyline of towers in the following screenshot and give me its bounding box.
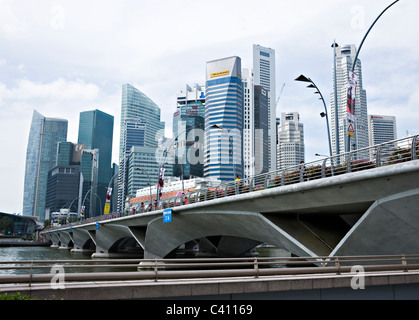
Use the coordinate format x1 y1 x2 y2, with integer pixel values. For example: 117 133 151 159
20 42 401 219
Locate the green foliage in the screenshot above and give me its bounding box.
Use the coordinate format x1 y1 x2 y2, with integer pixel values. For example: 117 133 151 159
0 292 37 300
0 217 14 234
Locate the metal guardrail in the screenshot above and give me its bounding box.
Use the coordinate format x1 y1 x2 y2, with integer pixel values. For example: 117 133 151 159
1 254 419 286
47 134 419 229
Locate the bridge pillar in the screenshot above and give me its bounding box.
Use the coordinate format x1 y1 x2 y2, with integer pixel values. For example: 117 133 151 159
71 229 96 254
143 211 318 259
91 224 143 259
58 231 73 250
331 188 419 256
50 232 61 248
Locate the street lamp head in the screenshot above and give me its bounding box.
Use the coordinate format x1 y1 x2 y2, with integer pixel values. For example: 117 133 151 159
211 124 222 130
320 112 326 118
307 84 316 88
295 75 311 83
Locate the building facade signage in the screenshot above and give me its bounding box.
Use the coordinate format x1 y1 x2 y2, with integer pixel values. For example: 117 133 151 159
210 70 230 78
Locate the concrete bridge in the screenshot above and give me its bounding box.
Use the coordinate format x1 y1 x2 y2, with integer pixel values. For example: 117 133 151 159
42 136 419 260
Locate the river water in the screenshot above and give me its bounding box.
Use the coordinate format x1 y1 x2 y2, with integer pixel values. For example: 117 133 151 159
0 245 290 275
0 246 99 275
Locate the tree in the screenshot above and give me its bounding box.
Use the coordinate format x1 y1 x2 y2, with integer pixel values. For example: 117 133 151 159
0 217 14 235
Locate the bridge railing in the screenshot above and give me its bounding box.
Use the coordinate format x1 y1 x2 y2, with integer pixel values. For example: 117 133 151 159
1 254 419 286
210 134 419 198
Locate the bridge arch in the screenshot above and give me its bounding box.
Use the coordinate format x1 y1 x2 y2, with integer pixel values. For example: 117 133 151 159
143 211 316 259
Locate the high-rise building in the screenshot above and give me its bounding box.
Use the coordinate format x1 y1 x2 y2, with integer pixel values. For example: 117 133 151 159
242 69 255 178
173 84 205 179
330 44 368 155
78 109 114 218
128 145 174 200
277 112 305 170
22 110 68 221
45 166 83 220
368 114 397 146
242 69 270 177
119 84 165 156
56 142 85 166
205 56 244 181
118 119 146 213
254 85 270 175
118 84 165 212
253 44 276 171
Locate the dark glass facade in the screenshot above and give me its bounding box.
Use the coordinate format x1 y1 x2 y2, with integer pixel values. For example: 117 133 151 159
22 110 68 221
45 166 83 216
78 109 114 218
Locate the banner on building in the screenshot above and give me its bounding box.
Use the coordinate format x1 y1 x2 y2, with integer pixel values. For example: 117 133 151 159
346 71 357 123
104 202 110 215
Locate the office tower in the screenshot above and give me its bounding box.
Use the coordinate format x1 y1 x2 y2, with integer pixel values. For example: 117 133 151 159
205 56 244 181
56 141 85 166
118 119 146 213
22 110 68 221
330 44 368 155
45 166 83 220
368 115 397 146
119 84 165 157
118 84 165 211
253 44 276 171
242 69 255 178
78 109 114 218
277 112 305 170
242 69 270 178
254 85 270 175
128 145 173 199
173 84 205 179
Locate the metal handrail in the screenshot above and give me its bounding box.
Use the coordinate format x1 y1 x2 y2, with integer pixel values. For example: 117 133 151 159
1 254 419 286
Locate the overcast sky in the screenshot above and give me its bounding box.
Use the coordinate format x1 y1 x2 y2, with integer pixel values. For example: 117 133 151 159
0 0 418 214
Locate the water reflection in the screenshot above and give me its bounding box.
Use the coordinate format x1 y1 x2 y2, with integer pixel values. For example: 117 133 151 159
0 247 119 275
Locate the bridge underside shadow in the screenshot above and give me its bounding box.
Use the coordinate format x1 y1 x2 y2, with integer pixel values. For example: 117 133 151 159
143 188 419 259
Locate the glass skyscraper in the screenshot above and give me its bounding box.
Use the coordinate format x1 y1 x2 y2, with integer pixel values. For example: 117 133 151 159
78 109 114 218
253 45 277 171
118 119 146 213
205 56 244 181
120 84 165 157
173 84 205 179
22 110 68 221
119 84 165 211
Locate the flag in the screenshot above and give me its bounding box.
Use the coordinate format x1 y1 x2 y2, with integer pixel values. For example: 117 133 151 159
347 71 357 123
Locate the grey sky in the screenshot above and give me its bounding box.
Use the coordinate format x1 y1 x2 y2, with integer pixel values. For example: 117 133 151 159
0 0 418 213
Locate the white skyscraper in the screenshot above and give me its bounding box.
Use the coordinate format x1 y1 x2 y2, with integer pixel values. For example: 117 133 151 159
368 114 397 146
277 112 304 170
330 44 368 156
242 68 255 178
253 44 276 171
